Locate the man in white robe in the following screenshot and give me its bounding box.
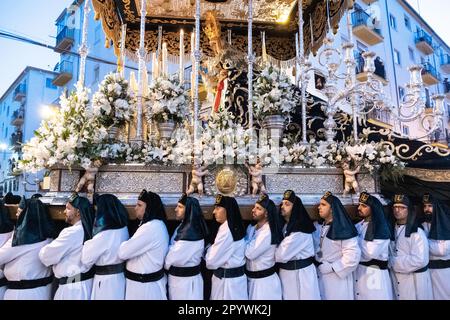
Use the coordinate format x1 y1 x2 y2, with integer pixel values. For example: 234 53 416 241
315 191 361 300
118 190 169 300
421 193 450 300
205 194 248 300
389 194 433 300
165 194 209 300
354 192 393 300
81 194 129 300
39 193 95 300
0 199 14 299
245 194 282 300
275 190 321 300
0 196 55 300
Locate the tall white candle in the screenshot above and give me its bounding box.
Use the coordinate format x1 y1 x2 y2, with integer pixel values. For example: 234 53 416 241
179 29 184 84
162 42 168 77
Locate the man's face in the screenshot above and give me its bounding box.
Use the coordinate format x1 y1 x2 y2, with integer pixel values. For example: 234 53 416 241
358 203 372 219
318 199 332 221
251 203 267 223
280 200 293 221
64 202 80 225
423 203 433 216
393 204 408 223
213 206 227 224
175 203 186 221
134 200 146 221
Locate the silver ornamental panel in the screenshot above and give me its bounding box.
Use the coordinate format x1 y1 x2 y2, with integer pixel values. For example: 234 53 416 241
96 171 184 193
49 170 61 192
60 170 81 192
265 173 343 194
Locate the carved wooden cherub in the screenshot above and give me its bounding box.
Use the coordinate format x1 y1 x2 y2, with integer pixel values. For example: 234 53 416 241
342 162 360 196
186 164 210 196
245 160 267 196
75 160 102 195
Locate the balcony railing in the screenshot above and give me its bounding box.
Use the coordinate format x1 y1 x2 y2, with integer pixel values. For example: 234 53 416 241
52 60 73 86
11 108 24 127
13 83 26 101
55 26 75 53
355 53 388 85
415 30 434 55
421 62 440 86
444 81 450 94
352 10 382 36
441 54 450 73
10 131 23 151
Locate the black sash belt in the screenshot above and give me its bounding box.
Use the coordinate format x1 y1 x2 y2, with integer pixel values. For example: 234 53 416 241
278 257 315 270
213 265 245 279
245 266 276 279
125 269 165 283
95 263 125 275
7 276 53 290
57 267 96 285
429 259 450 269
0 277 8 287
414 264 429 273
168 265 201 277
359 259 389 270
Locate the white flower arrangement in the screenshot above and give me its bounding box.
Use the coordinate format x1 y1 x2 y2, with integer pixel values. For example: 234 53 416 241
253 65 299 123
147 75 190 124
92 72 134 127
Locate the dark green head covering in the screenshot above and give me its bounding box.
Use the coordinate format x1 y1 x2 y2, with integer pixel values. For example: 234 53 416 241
175 197 209 241
68 193 95 242
138 189 167 224
0 199 14 234
3 192 21 205
12 197 55 246
358 192 391 241
282 190 315 235
256 194 283 245
421 194 450 240
215 194 245 241
92 194 128 236
322 191 358 240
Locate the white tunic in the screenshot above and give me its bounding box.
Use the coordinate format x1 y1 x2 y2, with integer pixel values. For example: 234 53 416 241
275 229 321 300
165 226 204 300
0 237 52 300
422 222 431 237
315 224 361 300
245 223 282 300
39 221 93 300
205 221 248 300
81 227 129 300
423 221 450 300
354 221 394 300
389 225 433 300
118 220 169 300
0 231 13 300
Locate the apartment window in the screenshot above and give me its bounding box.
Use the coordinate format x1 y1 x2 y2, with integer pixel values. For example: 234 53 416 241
394 49 401 65
6 105 9 117
402 125 410 136
4 127 8 139
404 15 411 31
398 86 405 99
389 14 397 31
45 78 57 89
408 47 415 62
94 65 100 84
94 25 101 45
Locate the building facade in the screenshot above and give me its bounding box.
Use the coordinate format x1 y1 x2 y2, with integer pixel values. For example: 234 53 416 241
0 67 59 196
308 0 450 145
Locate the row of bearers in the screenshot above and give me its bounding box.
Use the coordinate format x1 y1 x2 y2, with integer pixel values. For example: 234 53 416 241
0 190 449 300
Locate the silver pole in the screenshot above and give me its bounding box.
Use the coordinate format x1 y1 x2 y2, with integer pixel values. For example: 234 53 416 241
298 0 307 143
247 0 254 130
78 0 90 87
193 0 201 162
134 0 147 145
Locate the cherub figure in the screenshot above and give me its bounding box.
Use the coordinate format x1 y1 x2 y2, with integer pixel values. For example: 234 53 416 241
342 162 360 196
245 160 267 196
75 160 102 195
186 164 210 196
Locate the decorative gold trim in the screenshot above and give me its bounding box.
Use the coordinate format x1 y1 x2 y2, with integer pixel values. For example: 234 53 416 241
404 168 450 183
